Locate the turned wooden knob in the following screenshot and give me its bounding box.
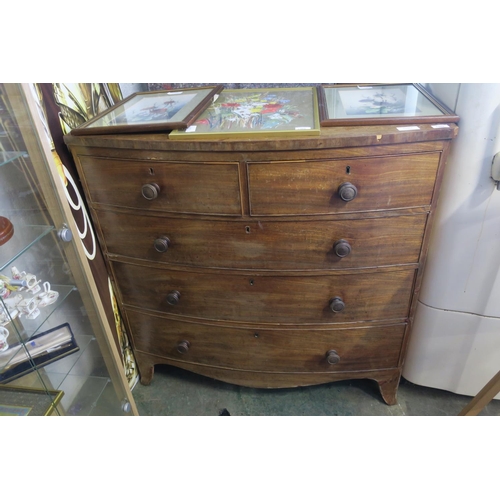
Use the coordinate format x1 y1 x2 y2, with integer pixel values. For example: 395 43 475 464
338 182 358 202
154 236 170 253
166 290 181 305
330 297 345 313
326 350 341 365
333 239 351 258
176 340 190 354
141 183 160 200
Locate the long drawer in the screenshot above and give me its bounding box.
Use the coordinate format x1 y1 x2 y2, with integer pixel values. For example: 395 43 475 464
98 210 427 270
78 156 242 215
127 310 406 372
248 153 441 215
112 261 415 324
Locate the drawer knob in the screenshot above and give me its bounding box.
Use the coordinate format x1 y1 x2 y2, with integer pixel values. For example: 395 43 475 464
176 340 190 354
154 236 170 253
166 290 181 306
338 182 358 202
333 239 351 258
141 183 160 200
326 350 341 365
329 297 345 313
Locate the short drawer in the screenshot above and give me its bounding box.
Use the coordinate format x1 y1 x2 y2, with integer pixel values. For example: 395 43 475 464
127 310 405 372
112 262 415 324
248 153 441 215
98 210 427 270
78 156 242 215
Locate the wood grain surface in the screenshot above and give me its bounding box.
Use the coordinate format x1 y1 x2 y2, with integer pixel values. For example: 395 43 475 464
97 209 427 270
66 124 457 404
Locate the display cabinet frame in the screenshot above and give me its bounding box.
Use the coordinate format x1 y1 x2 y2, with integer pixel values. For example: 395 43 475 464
0 83 138 416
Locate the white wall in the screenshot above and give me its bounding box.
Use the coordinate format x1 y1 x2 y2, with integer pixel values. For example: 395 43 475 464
404 83 500 399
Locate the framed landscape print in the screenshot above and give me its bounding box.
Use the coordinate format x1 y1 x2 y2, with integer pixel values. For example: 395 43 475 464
70 85 224 135
318 83 459 126
169 87 320 140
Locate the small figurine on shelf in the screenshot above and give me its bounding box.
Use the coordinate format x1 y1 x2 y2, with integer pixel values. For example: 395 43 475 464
35 282 59 308
0 302 9 326
0 269 59 323
0 326 9 352
0 278 10 299
0 286 21 326
18 296 40 320
1 294 21 325
10 267 22 280
10 266 41 295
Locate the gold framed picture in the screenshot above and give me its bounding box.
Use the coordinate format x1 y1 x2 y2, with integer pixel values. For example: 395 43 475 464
169 87 320 140
0 385 63 416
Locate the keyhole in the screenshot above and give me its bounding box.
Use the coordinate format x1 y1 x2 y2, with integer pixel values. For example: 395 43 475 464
249 279 254 286
346 166 351 174
245 226 251 234
149 168 155 175
254 333 259 338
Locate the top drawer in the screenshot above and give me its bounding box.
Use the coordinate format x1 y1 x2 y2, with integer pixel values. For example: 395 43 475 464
248 153 441 216
77 156 242 215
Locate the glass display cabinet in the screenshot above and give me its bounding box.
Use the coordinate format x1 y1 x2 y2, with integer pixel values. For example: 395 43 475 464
0 83 137 416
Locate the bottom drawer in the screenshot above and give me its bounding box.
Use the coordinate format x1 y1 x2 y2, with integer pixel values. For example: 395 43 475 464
127 309 406 373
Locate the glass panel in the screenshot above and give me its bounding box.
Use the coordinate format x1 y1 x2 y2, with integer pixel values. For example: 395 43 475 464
324 84 446 120
0 83 136 416
0 224 54 272
85 87 214 129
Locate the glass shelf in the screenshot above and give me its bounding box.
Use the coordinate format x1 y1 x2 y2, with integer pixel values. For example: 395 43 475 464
0 224 54 272
1 284 75 341
0 151 28 167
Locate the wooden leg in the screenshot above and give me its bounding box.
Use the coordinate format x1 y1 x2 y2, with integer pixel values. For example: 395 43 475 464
376 372 401 405
134 352 155 385
458 369 500 416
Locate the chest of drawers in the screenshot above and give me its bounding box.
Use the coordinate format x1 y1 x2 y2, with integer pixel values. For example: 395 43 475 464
65 123 458 405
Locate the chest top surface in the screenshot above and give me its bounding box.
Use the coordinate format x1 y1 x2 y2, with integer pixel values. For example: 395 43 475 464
64 123 458 153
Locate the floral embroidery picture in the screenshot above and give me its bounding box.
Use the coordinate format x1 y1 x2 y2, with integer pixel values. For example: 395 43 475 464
170 87 320 139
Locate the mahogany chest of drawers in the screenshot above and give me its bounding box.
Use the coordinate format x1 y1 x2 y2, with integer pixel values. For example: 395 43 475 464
65 123 458 405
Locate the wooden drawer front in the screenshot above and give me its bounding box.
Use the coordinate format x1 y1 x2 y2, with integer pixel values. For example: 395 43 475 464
248 153 440 215
99 210 426 270
113 262 415 324
127 311 405 372
78 156 242 215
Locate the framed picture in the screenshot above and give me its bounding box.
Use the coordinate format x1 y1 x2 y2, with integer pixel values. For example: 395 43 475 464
169 87 320 140
70 85 224 135
318 83 459 126
0 385 63 416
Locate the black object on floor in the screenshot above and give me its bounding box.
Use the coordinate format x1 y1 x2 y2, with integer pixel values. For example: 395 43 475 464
219 408 230 416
